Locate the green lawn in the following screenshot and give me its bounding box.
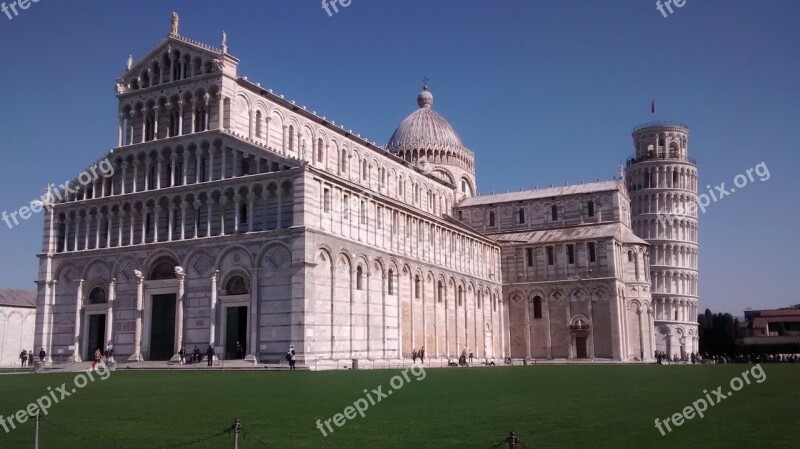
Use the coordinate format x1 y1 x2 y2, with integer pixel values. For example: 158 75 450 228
0 364 797 448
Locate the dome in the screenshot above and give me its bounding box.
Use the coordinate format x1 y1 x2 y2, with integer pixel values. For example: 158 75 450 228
387 85 466 154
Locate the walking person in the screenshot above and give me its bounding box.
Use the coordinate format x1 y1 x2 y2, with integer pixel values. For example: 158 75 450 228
20 349 27 367
92 348 102 371
206 345 215 367
39 348 46 363
419 346 425 364
27 350 34 367
286 345 297 371
412 348 417 364
178 347 185 365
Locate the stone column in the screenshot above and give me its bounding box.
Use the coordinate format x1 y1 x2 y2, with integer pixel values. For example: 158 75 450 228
177 100 184 136
106 279 116 363
128 270 144 362
171 267 186 362
70 279 84 363
209 270 219 350
217 93 225 130
247 193 255 233
245 268 260 363
524 298 531 359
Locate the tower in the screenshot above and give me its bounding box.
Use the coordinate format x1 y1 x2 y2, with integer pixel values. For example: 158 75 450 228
625 122 699 357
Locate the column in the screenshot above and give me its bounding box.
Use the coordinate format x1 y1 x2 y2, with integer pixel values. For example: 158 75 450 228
156 156 163 190
177 100 184 136
190 99 196 133
167 205 175 242
63 217 71 253
247 193 255 233
128 271 144 362
170 153 177 187
70 279 84 362
152 105 159 139
195 149 203 183
209 270 219 350
180 201 187 240
204 93 211 130
524 298 531 359
246 268 260 362
220 147 227 180
106 279 116 362
217 94 225 130
118 113 124 147
172 267 186 362
46 280 57 363
233 195 241 233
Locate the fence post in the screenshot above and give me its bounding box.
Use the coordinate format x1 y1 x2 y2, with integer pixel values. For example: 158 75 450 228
233 418 241 449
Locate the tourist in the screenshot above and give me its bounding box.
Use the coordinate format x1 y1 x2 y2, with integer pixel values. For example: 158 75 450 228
287 345 296 371
419 346 425 364
92 348 102 370
235 341 244 359
469 351 474 365
412 348 417 364
105 346 114 364
193 346 201 364
206 346 215 367
27 350 34 367
20 349 27 367
178 347 185 365
39 348 46 363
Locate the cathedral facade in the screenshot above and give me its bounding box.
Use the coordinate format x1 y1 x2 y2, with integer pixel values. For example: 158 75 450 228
33 27 698 368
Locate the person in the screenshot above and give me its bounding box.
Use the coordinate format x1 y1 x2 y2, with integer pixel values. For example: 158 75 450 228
469 351 474 366
39 348 46 363
20 349 27 367
419 346 425 364
105 346 114 364
287 345 297 371
27 350 34 367
92 348 102 371
193 346 201 364
178 347 185 365
206 346 215 367
412 349 417 364
235 341 244 360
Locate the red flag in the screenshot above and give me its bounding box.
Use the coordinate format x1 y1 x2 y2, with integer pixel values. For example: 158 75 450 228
651 100 656 114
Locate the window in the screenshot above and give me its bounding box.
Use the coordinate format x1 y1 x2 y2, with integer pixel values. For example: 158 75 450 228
288 125 295 152
458 286 463 306
323 188 331 213
317 138 324 163
567 244 575 264
457 210 463 221
551 204 558 221
225 275 249 295
533 296 542 319
361 159 368 181
388 269 395 295
628 250 633 262
489 211 496 227
340 149 347 173
437 282 443 303
356 266 364 290
547 246 554 265
588 200 595 217
518 208 525 224
588 242 596 262
360 200 367 225
414 275 421 299
255 111 263 138
526 248 534 267
239 203 248 225
88 287 106 304
343 194 350 219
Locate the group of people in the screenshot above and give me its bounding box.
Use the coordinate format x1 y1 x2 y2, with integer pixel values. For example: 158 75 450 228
19 348 46 367
654 351 698 364
411 347 426 363
699 352 800 364
175 346 217 366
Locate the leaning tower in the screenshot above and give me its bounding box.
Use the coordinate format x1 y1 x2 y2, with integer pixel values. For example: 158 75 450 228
625 122 699 358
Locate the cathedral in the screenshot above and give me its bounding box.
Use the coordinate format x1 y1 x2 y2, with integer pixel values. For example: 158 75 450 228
33 22 699 368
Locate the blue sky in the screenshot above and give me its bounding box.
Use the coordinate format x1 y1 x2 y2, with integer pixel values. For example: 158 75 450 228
0 0 797 314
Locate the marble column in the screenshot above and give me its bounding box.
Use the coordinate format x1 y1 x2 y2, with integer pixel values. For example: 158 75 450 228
106 279 116 363
171 267 186 362
70 279 84 363
245 268 259 363
209 270 219 352
128 270 144 362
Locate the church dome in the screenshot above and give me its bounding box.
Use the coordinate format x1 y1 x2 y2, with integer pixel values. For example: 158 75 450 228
387 85 466 154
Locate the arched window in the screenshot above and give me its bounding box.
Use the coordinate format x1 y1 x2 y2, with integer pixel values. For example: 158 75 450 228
317 138 324 163
356 266 364 290
340 149 347 173
457 286 463 306
225 275 249 295
288 125 295 152
628 251 633 262
255 111 263 138
489 211 496 227
533 296 542 319
518 208 525 224
361 159 368 181
88 287 106 304
414 275 421 299
387 269 395 295
437 281 443 303
149 258 177 280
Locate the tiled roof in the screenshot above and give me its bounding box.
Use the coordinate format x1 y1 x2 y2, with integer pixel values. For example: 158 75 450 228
492 223 648 246
0 289 36 308
459 180 622 207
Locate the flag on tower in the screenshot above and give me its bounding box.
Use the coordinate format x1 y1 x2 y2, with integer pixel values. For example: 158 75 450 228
651 100 656 114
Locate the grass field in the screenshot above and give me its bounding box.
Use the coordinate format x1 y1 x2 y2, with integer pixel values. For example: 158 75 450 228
0 364 798 448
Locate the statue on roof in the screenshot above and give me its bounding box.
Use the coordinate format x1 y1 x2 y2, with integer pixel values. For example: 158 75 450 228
171 12 179 36
126 54 132 70
222 31 227 53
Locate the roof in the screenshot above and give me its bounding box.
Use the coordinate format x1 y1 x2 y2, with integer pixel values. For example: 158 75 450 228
0 289 37 308
387 86 467 154
492 223 648 246
459 180 623 207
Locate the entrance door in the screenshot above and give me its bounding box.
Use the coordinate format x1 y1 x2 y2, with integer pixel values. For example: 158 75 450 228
225 306 248 359
575 337 588 359
86 314 106 361
149 294 176 361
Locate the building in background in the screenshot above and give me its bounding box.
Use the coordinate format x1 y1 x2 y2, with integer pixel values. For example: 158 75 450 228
738 306 800 353
0 289 36 367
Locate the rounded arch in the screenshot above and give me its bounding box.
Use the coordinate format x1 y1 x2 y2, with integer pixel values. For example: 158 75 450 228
214 244 255 270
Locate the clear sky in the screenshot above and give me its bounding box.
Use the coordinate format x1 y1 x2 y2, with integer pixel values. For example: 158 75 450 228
0 0 797 315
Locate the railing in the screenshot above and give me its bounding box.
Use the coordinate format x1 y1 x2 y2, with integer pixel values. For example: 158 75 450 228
633 121 689 132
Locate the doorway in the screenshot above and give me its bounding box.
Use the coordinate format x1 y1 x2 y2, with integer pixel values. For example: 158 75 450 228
86 314 106 361
575 337 588 359
149 294 176 361
225 306 248 360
